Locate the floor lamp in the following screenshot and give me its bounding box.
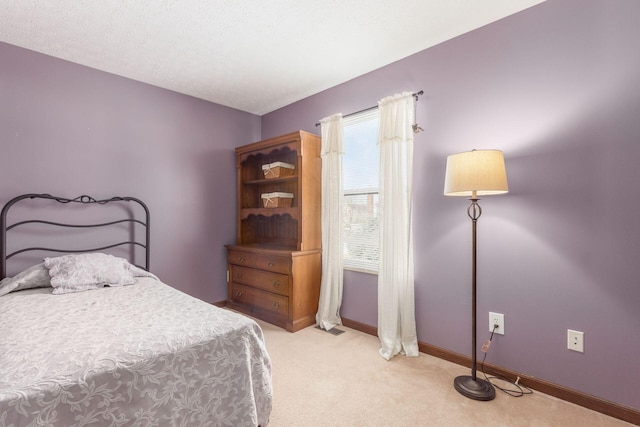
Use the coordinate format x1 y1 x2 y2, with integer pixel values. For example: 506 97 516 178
444 149 508 401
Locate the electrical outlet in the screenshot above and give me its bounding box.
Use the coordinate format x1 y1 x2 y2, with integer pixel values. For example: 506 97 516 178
567 329 584 353
489 312 504 335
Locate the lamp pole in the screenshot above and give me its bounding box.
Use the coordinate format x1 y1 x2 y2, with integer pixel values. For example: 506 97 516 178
453 195 496 400
470 197 480 382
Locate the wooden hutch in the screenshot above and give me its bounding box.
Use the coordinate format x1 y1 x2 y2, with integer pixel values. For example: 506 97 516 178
225 131 321 332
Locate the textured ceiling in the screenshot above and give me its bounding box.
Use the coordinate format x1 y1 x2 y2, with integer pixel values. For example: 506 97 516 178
0 1 545 115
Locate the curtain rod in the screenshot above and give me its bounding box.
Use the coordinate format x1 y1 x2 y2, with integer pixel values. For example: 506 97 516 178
314 90 423 127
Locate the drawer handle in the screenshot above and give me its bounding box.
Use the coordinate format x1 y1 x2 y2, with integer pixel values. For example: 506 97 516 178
236 272 243 279
267 261 275 267
272 280 280 288
272 302 280 309
235 291 243 297
238 256 246 262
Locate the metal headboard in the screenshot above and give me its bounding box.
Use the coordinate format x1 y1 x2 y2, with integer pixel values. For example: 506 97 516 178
0 194 150 279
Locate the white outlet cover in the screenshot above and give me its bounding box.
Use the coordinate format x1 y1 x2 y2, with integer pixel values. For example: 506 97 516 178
489 312 505 335
567 329 584 353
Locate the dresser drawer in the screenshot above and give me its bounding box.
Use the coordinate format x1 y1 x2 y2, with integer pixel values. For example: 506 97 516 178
227 250 256 267
231 265 289 296
255 254 291 274
232 284 289 317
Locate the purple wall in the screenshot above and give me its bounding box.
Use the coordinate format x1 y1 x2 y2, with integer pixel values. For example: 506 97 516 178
262 0 640 411
1 0 638 411
0 42 261 303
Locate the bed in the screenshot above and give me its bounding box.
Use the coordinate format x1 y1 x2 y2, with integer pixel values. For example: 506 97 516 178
0 194 272 427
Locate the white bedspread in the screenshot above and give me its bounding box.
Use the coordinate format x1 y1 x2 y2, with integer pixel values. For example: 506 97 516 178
0 278 272 426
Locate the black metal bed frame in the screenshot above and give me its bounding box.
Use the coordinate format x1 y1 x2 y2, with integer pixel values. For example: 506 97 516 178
0 193 150 279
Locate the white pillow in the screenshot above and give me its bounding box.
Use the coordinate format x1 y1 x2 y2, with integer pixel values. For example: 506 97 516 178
44 253 136 295
0 263 51 297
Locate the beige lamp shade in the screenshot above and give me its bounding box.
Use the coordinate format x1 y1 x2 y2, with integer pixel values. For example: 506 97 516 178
444 149 509 197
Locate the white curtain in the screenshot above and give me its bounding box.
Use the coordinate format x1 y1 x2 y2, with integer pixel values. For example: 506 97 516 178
316 113 344 331
377 92 419 360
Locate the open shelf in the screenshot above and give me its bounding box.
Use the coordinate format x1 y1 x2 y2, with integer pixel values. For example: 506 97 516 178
233 130 320 252
240 212 298 249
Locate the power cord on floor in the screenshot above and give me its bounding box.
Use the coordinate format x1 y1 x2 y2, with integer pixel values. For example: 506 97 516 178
480 325 534 398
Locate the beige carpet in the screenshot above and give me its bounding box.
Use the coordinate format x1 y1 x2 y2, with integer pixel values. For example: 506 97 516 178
255 319 633 427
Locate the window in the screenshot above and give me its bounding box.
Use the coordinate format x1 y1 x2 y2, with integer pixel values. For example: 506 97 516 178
342 109 380 273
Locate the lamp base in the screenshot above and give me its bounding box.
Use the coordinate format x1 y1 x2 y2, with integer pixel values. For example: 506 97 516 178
453 375 496 401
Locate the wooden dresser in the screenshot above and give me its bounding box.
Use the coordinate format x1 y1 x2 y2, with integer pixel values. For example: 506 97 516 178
225 131 321 332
